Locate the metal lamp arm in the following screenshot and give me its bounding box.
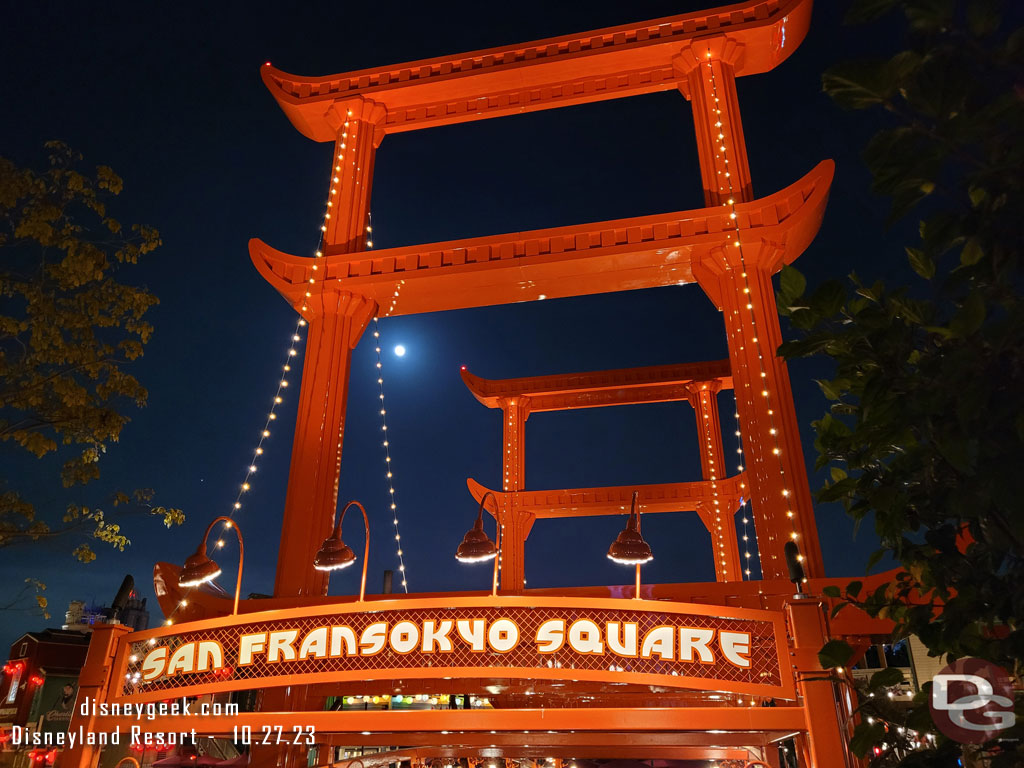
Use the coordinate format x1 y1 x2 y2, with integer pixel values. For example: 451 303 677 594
202 515 245 616
478 491 502 597
338 501 371 602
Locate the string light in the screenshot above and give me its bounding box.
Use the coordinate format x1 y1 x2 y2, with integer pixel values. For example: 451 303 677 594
159 320 306 628
695 386 730 578
372 316 410 592
704 50 802 573
157 110 356 628
733 397 758 579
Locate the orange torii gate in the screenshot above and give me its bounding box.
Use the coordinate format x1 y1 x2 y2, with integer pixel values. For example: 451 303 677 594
459 360 746 586
251 0 828 598
53 5 896 768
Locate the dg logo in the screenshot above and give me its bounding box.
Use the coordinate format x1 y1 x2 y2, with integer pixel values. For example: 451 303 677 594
929 657 1016 744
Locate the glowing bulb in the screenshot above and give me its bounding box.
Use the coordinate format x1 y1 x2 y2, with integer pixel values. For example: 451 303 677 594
394 345 406 357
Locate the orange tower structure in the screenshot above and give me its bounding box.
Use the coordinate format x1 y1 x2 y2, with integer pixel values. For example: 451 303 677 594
55 4 904 768
251 0 829 594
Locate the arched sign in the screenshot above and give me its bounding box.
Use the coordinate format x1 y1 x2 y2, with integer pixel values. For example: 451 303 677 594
112 596 794 702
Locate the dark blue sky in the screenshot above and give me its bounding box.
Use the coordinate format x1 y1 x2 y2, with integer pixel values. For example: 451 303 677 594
2 1 910 651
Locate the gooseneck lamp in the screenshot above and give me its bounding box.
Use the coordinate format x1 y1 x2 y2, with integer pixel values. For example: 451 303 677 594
455 491 502 597
314 500 371 602
607 490 653 599
178 516 244 615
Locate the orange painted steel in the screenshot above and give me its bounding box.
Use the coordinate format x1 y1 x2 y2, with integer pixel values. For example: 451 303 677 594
462 360 741 589
693 241 825 579
689 380 744 581
461 360 733 410
260 0 813 140
152 559 902 641
56 2 882 767
250 160 832 319
467 477 745 518
108 596 794 703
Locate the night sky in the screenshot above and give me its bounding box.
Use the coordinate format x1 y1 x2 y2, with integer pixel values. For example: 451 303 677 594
2 1 912 652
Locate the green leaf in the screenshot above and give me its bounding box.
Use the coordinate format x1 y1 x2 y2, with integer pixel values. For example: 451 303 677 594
850 722 886 757
816 379 841 401
865 549 886 573
830 467 848 483
808 280 847 317
822 585 842 598
906 247 935 279
949 289 985 337
960 237 984 266
846 580 863 599
822 60 894 110
778 265 807 304
869 666 905 689
818 639 855 669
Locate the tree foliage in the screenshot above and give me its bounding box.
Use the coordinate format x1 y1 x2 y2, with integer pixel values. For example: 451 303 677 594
0 142 183 569
777 1 1023 764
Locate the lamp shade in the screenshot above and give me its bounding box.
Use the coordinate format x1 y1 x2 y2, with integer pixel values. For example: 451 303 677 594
607 494 653 565
178 548 222 588
314 536 357 571
455 520 498 563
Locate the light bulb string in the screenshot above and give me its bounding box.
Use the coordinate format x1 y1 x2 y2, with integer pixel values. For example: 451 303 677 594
161 315 308 625
371 314 410 593
703 53 801 574
695 388 728 575
162 111 359 626
733 395 758 579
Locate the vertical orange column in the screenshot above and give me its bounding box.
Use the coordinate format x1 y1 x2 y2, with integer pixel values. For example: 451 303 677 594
787 598 854 767
274 97 384 598
681 34 824 580
499 396 533 592
687 382 742 582
695 243 823 580
56 624 129 768
675 39 753 206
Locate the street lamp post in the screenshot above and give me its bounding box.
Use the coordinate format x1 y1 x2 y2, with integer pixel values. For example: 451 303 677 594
455 491 502 597
178 516 244 615
607 491 653 600
314 500 371 602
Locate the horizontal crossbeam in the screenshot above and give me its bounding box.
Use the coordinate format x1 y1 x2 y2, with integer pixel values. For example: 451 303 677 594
467 477 745 518
262 0 813 140
462 360 731 411
251 161 833 317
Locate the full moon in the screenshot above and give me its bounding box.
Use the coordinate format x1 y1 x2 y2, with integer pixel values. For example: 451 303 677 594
394 345 406 357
